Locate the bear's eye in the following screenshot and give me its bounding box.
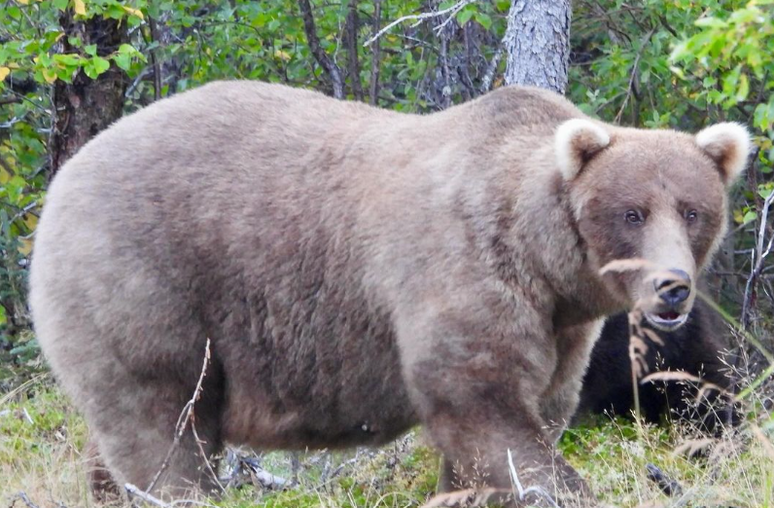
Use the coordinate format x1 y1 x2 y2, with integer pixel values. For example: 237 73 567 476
624 209 644 225
685 209 698 223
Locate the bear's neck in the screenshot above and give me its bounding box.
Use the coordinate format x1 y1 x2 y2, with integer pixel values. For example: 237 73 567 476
484 142 626 328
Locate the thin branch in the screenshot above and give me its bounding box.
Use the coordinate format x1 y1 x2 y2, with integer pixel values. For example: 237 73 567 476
507 449 560 507
15 493 40 508
363 0 476 47
614 27 656 124
191 421 222 492
756 190 774 259
437 20 452 109
368 0 382 105
298 0 345 99
145 339 217 493
148 17 163 101
742 190 774 329
345 1 363 101
125 484 171 508
0 96 23 106
480 44 503 93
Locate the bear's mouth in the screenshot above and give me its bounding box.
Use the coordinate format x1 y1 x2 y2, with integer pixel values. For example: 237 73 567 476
644 311 688 331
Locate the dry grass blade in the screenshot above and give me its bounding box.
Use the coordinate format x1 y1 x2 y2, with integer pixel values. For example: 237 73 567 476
640 371 704 385
0 373 49 407
630 338 650 380
673 438 715 457
598 258 655 275
641 328 665 347
420 488 505 508
750 425 774 461
695 381 730 401
641 370 732 402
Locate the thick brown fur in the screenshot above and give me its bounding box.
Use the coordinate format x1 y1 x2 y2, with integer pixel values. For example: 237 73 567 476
30 82 748 504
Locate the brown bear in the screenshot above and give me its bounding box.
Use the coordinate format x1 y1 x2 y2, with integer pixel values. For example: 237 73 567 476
29 82 750 505
575 298 739 433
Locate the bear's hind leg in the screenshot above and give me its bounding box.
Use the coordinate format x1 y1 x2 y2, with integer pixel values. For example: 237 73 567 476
86 373 225 500
84 438 120 502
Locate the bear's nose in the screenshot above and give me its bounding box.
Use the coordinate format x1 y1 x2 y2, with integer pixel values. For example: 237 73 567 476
654 269 691 306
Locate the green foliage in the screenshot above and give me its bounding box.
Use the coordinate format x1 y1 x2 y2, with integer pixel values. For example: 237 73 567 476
0 380 88 466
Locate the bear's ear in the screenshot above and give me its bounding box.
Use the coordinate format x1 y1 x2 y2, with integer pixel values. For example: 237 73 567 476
555 118 611 181
695 122 752 186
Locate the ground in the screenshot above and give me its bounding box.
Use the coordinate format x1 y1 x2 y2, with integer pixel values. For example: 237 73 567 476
1 376 772 508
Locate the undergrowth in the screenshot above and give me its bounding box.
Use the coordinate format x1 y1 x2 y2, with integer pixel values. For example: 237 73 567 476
1 377 773 508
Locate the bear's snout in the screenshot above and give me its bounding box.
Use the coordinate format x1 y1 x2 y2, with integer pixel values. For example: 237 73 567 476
641 267 695 331
654 269 691 307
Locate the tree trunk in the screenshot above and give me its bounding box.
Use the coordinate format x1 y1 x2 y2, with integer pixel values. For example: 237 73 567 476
503 0 571 95
298 0 345 99
368 0 382 105
345 2 364 101
49 11 128 177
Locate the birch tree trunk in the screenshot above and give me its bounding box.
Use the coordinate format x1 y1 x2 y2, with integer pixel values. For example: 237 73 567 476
503 0 571 95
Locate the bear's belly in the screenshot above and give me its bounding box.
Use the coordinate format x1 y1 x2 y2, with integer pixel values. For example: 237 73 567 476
220 347 418 450
216 295 417 450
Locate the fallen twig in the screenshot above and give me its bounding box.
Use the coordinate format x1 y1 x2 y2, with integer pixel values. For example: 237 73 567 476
220 450 288 490
15 493 40 508
125 483 171 508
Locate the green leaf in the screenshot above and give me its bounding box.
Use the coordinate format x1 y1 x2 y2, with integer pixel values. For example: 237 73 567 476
92 56 110 74
694 17 727 28
474 12 492 30
113 53 131 71
456 8 474 26
496 0 510 11
736 73 750 102
743 210 758 224
54 53 81 66
754 103 770 131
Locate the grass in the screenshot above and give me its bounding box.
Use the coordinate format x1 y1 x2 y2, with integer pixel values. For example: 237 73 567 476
1 377 772 508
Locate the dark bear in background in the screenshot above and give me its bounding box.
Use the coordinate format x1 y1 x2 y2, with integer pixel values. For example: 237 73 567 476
576 298 738 432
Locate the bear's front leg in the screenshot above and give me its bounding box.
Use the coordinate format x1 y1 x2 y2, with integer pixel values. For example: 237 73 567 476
539 319 606 443
398 299 596 506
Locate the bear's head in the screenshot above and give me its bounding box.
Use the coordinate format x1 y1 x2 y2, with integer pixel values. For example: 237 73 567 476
556 119 751 331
